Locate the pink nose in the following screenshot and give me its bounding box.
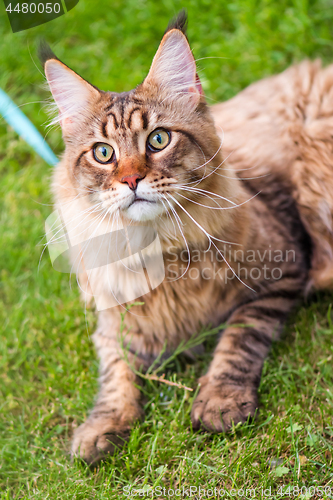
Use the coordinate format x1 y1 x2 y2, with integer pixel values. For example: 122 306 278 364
121 174 142 191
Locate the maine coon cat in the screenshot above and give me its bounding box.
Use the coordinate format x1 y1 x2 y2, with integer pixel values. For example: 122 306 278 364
41 12 313 464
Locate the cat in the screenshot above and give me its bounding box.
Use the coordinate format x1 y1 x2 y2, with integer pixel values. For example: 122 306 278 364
40 11 312 464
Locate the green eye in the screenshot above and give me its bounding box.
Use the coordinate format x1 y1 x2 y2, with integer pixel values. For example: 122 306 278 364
147 129 170 151
93 143 114 163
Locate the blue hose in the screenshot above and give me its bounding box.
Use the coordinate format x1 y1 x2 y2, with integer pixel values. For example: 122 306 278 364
0 88 59 167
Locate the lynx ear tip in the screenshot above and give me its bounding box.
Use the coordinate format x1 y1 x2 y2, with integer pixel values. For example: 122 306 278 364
165 9 188 37
37 39 59 70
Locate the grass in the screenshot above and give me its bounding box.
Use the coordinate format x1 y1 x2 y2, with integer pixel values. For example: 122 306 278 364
1 0 333 497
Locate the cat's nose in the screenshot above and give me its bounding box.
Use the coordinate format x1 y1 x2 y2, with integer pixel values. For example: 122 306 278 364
121 174 144 191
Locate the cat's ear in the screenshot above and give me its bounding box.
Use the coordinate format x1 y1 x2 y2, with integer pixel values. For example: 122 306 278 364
144 29 203 107
40 44 100 134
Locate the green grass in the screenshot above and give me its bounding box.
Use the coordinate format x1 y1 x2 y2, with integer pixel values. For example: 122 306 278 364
1 0 333 497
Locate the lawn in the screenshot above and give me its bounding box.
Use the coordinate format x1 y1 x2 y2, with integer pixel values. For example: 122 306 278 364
1 0 333 498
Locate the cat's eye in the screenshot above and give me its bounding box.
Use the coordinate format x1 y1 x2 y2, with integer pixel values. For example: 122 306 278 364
93 143 114 163
147 129 171 152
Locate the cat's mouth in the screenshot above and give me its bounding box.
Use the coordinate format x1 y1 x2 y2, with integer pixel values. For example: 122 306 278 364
128 196 155 207
123 194 164 222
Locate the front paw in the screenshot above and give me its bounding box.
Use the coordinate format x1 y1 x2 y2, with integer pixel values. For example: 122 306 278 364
71 417 130 465
191 380 258 432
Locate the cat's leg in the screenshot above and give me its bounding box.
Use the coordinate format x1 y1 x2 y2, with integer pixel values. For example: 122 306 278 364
71 332 143 464
191 295 295 432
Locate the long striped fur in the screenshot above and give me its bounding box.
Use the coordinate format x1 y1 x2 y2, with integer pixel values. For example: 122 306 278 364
42 12 320 464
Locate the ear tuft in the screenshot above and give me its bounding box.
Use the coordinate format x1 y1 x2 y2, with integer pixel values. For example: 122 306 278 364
38 40 59 69
165 9 188 37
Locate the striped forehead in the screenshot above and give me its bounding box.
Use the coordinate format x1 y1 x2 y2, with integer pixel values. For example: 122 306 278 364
102 93 151 136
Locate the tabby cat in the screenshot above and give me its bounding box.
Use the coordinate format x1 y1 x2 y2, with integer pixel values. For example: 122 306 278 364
41 12 313 464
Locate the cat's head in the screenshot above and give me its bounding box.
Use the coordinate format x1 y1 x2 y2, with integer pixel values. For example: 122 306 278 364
42 13 230 230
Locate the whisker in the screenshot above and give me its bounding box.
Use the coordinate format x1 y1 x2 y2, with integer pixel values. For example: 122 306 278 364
175 185 261 211
175 192 234 210
162 195 191 281
167 193 254 292
168 193 239 246
158 196 178 239
38 201 105 271
180 148 233 188
70 207 111 283
175 185 237 206
43 201 104 247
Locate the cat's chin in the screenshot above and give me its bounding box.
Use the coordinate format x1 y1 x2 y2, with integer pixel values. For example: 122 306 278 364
123 200 165 222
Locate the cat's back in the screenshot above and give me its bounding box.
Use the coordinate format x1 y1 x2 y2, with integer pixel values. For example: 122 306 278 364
211 59 333 174
211 59 333 291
